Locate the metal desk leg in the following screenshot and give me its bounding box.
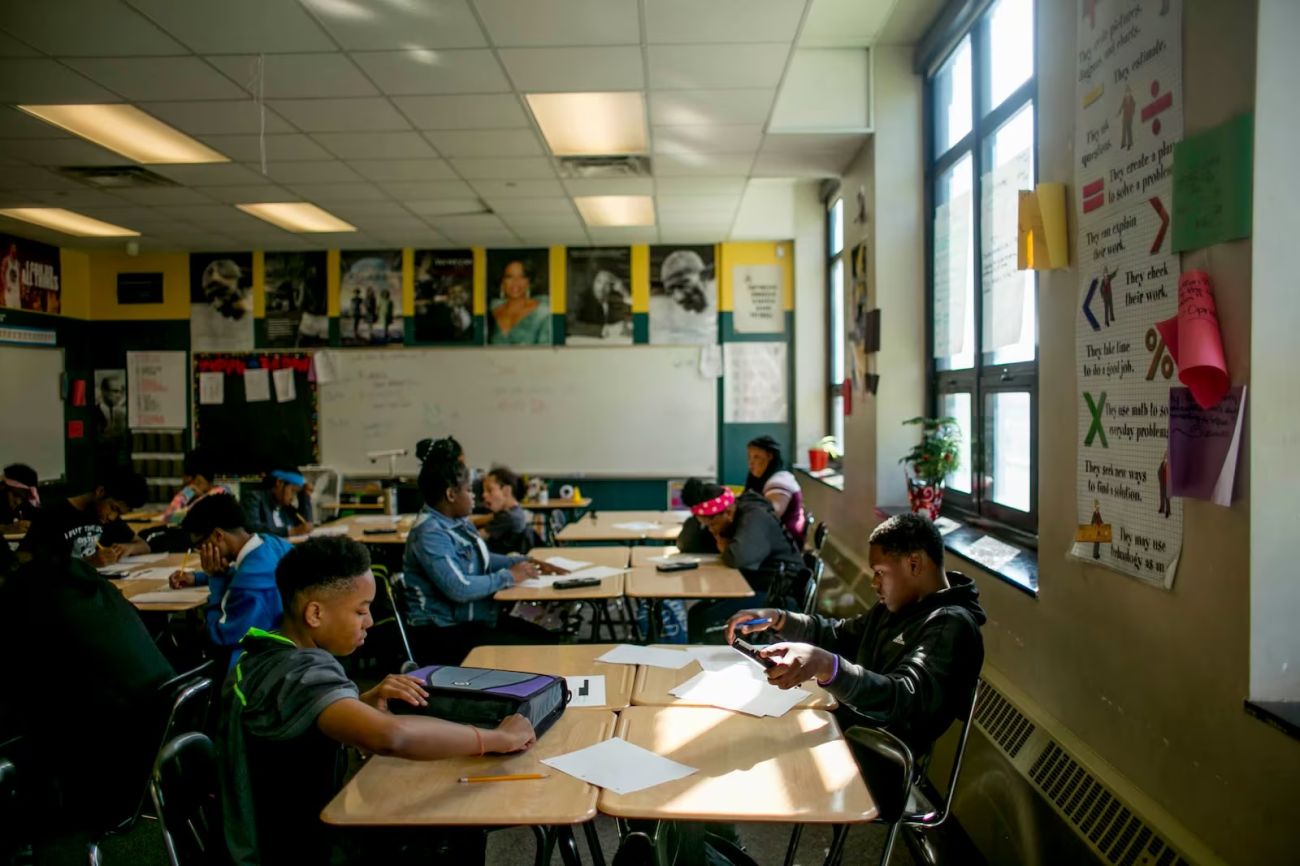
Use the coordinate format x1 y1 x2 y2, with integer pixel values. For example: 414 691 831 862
822 824 851 866
583 820 607 866
533 825 557 866
556 826 582 866
622 597 644 643
783 824 804 866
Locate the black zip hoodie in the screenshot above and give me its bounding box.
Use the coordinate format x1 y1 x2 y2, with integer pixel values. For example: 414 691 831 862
779 572 986 758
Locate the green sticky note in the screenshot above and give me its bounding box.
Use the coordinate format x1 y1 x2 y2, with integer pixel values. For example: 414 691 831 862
1172 113 1253 252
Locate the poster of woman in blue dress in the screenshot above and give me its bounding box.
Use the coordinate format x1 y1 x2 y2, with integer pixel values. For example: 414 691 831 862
487 248 552 346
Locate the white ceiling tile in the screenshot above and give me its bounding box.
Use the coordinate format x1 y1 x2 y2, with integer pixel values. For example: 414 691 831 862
0 166 87 192
197 133 334 162
323 201 414 219
649 89 776 125
645 0 804 44
469 179 565 198
201 184 301 203
799 0 895 47
500 212 585 231
255 160 363 184
586 226 660 244
351 50 510 95
658 214 734 232
474 0 639 46
7 189 135 209
0 59 120 103
392 94 528 129
730 178 796 238
73 205 178 224
145 101 295 135
270 98 411 132
205 54 378 99
483 197 574 215
443 229 520 245
653 125 764 154
497 47 643 91
63 58 247 102
125 0 335 53
655 194 739 215
111 187 221 206
0 32 40 56
300 0 486 50
878 0 946 44
654 176 747 194
515 229 590 245
0 138 129 166
379 179 476 199
286 182 392 202
661 227 727 244
406 199 489 216
758 132 865 156
348 159 456 181
450 157 555 180
769 48 870 131
647 44 790 89
0 0 185 56
653 152 757 176
314 131 437 160
561 178 654 197
751 149 849 177
422 129 544 158
305 231 378 248
423 213 507 231
349 215 430 232
0 107 85 139
150 163 275 187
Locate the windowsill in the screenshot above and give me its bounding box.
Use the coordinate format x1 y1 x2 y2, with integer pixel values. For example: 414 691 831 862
794 465 844 492
1244 700 1300 742
876 505 1038 597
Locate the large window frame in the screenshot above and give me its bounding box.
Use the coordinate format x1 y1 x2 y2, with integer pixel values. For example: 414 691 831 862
827 195 845 454
924 0 1039 541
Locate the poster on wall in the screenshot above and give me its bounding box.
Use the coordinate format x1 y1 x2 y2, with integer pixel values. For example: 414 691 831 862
190 252 253 352
339 250 403 346
566 247 632 345
412 249 476 344
0 232 60 313
649 245 717 345
723 342 788 424
486 248 552 345
1069 0 1185 588
126 351 187 430
93 370 128 441
263 251 329 348
731 263 785 334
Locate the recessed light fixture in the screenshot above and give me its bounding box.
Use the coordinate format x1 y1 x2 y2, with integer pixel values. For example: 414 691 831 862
17 104 228 165
0 207 139 237
235 202 357 233
574 195 655 227
526 92 647 156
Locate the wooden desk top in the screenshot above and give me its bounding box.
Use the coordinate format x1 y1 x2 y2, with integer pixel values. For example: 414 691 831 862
107 552 204 612
321 709 617 827
556 511 686 544
632 647 835 710
629 545 721 566
599 706 876 824
461 644 635 711
495 546 630 601
624 563 753 600
311 514 416 545
522 498 592 511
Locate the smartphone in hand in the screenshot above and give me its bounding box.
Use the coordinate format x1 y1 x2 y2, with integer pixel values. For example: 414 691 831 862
731 638 776 670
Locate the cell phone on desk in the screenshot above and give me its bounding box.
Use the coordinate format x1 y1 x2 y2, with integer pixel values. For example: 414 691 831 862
655 560 699 572
554 577 601 590
731 638 776 670
363 528 394 536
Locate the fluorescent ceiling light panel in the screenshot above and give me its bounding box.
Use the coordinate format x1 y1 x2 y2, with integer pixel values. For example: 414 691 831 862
574 195 655 227
17 104 229 165
526 92 647 156
0 207 139 237
236 202 357 233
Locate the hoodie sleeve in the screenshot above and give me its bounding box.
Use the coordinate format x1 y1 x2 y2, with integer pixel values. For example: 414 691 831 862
778 611 871 659
720 509 777 571
410 523 513 603
207 546 284 648
675 517 719 554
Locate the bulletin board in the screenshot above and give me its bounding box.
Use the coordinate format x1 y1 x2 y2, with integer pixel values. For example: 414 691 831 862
192 352 318 474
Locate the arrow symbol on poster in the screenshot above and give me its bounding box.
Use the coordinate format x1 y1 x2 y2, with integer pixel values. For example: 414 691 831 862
1082 277 1101 331
1149 196 1169 253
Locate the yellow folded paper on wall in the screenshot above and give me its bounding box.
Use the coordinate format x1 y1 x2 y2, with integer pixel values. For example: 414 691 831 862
1075 523 1112 544
1018 182 1069 270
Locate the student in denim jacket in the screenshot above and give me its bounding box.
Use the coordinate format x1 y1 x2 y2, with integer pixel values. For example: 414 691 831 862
400 452 564 664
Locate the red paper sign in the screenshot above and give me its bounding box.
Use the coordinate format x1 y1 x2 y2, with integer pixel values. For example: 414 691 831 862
67 420 84 440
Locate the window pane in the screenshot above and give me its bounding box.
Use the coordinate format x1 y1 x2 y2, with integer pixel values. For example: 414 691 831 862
980 103 1037 365
987 391 1031 511
831 395 844 463
829 198 844 257
933 154 974 370
830 258 844 383
987 0 1034 110
933 36 972 156
941 392 973 494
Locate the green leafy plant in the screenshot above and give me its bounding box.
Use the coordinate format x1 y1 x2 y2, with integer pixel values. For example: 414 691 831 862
899 416 962 484
814 435 842 461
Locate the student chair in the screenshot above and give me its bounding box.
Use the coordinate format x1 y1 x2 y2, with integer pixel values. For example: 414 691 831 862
149 733 222 866
811 520 829 554
799 548 825 615
369 566 417 670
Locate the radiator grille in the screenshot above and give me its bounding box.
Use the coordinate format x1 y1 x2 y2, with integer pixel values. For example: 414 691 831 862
974 678 1036 757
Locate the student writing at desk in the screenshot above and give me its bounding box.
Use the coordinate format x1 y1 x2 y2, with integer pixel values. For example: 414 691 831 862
160 447 227 526
242 467 313 538
220 537 534 866
0 462 40 534
17 467 149 566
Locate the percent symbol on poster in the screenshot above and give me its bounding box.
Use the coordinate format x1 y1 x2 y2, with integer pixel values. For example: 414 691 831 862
1144 327 1175 380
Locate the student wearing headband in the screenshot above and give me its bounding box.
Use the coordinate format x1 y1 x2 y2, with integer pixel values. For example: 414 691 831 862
677 478 803 641
242 466 313 539
0 463 40 534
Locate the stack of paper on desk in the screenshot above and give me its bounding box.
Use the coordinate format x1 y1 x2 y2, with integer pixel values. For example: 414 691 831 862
353 515 400 526
517 564 627 589
596 644 694 670
116 567 181 581
130 588 210 604
541 556 594 571
120 552 167 564
542 737 696 795
685 645 765 673
309 525 350 537
612 521 662 531
669 665 810 717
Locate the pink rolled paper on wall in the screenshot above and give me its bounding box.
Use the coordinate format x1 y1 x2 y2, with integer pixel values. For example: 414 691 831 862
1154 270 1229 409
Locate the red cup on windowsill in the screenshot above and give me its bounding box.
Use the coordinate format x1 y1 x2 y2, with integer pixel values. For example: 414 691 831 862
808 449 829 472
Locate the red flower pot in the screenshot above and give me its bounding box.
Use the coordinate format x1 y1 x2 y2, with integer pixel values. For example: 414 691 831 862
906 476 945 520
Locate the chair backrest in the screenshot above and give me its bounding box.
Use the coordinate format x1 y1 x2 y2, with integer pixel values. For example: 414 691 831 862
844 725 915 825
373 566 416 667
812 520 829 553
150 732 222 866
799 550 824 615
909 680 981 828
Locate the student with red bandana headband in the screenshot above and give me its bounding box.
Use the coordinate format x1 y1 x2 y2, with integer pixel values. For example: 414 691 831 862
0 463 40 533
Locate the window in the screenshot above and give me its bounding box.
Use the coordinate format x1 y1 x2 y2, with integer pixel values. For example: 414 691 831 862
827 196 845 453
926 0 1037 537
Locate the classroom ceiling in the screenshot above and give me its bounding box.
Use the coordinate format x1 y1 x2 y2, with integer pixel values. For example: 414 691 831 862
0 0 940 251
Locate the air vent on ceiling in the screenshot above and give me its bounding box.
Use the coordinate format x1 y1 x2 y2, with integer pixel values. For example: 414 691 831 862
58 166 178 189
556 155 652 179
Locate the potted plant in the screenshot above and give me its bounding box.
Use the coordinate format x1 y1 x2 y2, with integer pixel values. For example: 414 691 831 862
807 435 842 472
899 416 961 519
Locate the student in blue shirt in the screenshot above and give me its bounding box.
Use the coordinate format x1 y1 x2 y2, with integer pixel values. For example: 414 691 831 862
400 451 564 664
170 492 292 665
242 467 313 538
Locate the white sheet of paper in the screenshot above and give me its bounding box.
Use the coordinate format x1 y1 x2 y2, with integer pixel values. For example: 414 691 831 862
647 553 721 565
1211 385 1247 507
698 344 723 378
118 566 184 581
933 516 961 536
542 736 696 796
596 644 694 670
564 675 606 708
273 368 296 403
130 588 210 604
666 511 691 523
198 371 224 405
685 645 764 674
313 351 338 385
967 535 1020 572
612 521 662 531
98 564 136 575
244 368 271 402
310 525 350 537
669 668 810 717
543 556 594 571
566 565 627 580
353 515 400 526
120 553 167 564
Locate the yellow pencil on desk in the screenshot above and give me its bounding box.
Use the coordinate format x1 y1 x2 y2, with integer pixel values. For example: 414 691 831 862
458 773 548 784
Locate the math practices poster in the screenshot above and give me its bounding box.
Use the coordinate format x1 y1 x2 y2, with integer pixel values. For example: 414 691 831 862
1071 0 1184 587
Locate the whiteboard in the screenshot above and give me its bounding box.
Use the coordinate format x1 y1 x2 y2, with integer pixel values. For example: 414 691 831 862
0 345 65 480
318 347 717 477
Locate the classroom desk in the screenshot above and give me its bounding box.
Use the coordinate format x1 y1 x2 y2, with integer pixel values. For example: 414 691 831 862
555 511 686 544
462 644 635 711
599 706 876 825
495 546 628 602
624 562 753 601
310 514 416 545
631 647 836 710
523 498 592 512
107 552 204 612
